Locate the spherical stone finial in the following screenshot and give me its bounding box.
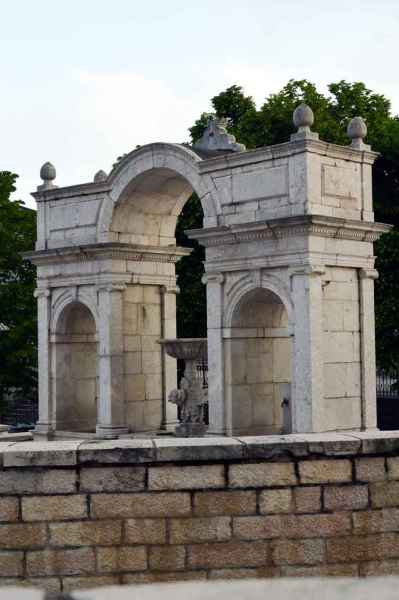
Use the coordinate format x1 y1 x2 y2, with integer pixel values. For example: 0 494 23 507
293 103 314 130
94 169 107 183
37 162 56 191
40 161 56 182
347 116 367 142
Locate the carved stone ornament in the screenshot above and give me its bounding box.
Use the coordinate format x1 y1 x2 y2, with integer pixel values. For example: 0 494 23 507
194 118 246 155
159 338 208 437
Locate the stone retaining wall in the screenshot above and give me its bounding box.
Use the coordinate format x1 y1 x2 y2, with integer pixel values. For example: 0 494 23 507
1 432 399 593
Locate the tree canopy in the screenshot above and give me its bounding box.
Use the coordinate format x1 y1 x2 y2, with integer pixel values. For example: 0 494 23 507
0 172 37 400
177 80 399 370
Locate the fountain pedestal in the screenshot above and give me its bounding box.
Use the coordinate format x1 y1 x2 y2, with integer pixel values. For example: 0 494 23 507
158 338 208 437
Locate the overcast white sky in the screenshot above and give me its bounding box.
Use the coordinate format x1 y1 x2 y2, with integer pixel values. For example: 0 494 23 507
2 0 399 208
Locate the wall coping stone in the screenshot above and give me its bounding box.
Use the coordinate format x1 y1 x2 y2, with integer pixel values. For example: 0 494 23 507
1 431 399 468
2 578 399 600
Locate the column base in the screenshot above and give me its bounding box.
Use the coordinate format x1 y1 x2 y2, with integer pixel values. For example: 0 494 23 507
160 419 179 432
33 422 55 439
96 425 129 440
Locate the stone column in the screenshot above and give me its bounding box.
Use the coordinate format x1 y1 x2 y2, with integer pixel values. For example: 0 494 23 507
204 273 227 435
160 285 179 431
359 268 379 430
97 284 129 439
33 287 53 436
290 265 325 433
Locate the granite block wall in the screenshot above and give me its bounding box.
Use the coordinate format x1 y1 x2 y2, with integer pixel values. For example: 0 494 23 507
0 433 399 593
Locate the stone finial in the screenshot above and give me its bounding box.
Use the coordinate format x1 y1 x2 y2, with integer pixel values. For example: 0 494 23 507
291 104 318 141
94 169 107 183
193 117 246 155
347 116 369 150
37 162 57 191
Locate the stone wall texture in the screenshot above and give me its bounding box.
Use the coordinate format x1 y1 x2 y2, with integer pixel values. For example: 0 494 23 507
1 432 399 593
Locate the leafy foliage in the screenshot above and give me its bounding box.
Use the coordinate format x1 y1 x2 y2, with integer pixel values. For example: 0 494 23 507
179 80 399 369
0 172 37 400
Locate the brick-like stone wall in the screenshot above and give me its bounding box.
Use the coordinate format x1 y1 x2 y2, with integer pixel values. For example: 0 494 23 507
1 432 399 593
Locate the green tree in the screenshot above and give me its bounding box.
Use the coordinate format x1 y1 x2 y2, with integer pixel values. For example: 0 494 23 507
180 80 399 369
0 172 37 402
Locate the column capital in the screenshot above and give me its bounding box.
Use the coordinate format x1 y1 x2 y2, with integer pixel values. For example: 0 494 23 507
202 272 224 285
289 264 325 278
160 284 179 295
34 288 50 299
359 268 378 280
97 283 127 293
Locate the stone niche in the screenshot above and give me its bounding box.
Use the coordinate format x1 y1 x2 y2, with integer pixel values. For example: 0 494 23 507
225 288 292 435
27 110 390 438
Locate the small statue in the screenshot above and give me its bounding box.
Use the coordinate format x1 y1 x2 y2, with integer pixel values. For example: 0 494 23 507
168 364 208 436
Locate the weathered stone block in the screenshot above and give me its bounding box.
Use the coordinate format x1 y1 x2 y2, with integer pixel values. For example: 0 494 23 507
125 518 167 544
149 545 186 571
298 459 352 484
370 481 399 508
282 563 359 577
91 492 191 518
324 485 368 511
0 551 24 576
353 508 399 534
80 466 145 492
327 533 399 563
356 457 386 482
22 495 87 521
187 541 270 569
293 487 321 513
26 547 96 576
97 546 147 573
62 576 119 591
233 513 351 540
360 559 399 576
272 539 325 565
387 457 399 480
194 491 256 516
0 469 76 495
259 489 293 514
123 570 207 584
148 465 225 490
49 520 122 547
0 523 47 549
0 497 19 522
169 517 231 544
229 462 296 488
209 567 279 580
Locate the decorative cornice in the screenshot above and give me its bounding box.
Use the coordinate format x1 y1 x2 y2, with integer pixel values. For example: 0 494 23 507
24 243 191 267
188 216 392 248
198 137 379 174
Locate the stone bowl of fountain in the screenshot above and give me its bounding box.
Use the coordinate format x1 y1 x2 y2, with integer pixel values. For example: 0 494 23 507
158 338 207 361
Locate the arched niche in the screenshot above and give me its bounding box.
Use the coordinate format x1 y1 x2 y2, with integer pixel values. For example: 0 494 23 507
52 301 98 432
225 287 293 435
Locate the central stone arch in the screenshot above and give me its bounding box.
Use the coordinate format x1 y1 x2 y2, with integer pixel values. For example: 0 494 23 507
98 143 220 244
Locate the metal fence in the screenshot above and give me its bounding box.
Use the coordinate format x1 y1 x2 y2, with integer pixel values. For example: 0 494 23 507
0 390 38 429
377 372 399 430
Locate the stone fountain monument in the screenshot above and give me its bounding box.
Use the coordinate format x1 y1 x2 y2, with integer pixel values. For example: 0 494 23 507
158 339 208 437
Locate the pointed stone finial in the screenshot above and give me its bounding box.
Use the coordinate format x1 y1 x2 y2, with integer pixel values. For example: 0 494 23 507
347 116 369 150
291 104 318 141
194 117 246 155
37 162 57 191
94 169 107 183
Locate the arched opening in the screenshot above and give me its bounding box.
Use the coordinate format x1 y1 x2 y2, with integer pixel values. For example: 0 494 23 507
109 162 207 432
53 302 98 432
225 287 293 435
